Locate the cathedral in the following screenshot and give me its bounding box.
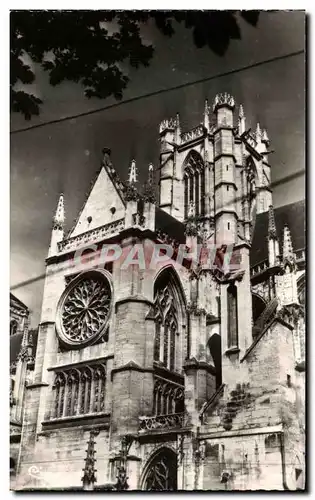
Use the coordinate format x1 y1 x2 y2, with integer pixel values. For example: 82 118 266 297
11 93 305 491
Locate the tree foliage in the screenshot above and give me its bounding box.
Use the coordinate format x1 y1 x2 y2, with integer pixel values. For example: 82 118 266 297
10 10 259 120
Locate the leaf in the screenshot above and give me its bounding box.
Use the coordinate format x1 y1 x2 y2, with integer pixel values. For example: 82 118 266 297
241 11 260 27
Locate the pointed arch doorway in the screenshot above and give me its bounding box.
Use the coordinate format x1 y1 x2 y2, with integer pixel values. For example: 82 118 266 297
142 448 178 491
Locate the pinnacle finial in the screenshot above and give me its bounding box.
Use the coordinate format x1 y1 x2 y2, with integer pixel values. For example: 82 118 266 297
283 224 295 261
128 159 137 184
256 123 262 142
268 205 277 239
262 129 269 143
239 104 244 118
53 193 65 230
143 163 155 204
204 99 210 129
148 163 154 183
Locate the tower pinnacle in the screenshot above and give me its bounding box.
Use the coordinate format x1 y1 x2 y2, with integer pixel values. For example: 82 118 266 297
128 160 138 184
204 99 210 130
268 205 277 239
283 224 295 262
143 163 156 204
238 105 246 135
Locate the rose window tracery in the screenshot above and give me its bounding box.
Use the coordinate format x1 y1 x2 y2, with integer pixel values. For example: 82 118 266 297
56 270 112 348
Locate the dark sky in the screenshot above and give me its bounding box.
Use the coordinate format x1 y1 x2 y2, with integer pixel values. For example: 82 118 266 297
10 11 305 325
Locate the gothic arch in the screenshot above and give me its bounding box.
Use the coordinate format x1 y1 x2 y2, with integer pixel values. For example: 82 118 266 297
141 447 178 491
153 266 187 370
183 150 205 218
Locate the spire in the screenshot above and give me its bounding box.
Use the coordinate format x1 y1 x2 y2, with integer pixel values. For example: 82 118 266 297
143 163 156 203
238 105 246 135
82 430 99 490
283 224 295 262
125 160 139 202
53 193 65 230
204 99 210 130
268 205 277 239
128 159 137 184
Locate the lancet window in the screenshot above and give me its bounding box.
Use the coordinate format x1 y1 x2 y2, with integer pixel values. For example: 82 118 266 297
153 285 179 371
184 151 205 219
51 363 106 419
227 283 238 348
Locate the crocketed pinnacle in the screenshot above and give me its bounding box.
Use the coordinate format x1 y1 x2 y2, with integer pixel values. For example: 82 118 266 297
53 193 65 230
268 205 277 239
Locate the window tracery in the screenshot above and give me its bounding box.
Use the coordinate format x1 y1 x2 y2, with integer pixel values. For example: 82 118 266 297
184 151 205 219
51 363 106 419
153 285 178 371
56 270 112 348
143 449 177 491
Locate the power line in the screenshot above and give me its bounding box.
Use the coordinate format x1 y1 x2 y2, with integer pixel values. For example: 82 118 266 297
10 49 304 135
10 168 305 293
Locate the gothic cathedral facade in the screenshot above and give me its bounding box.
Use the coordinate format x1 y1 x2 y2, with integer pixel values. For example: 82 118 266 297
12 93 305 491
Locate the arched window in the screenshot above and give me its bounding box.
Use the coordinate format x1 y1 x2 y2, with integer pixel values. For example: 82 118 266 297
143 448 177 491
10 320 18 336
227 284 238 348
153 269 186 371
183 151 205 219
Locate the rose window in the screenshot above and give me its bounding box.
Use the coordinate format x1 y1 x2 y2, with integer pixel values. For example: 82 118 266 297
56 270 112 348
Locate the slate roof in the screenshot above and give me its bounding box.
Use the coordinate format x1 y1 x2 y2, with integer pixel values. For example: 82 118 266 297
250 200 305 267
